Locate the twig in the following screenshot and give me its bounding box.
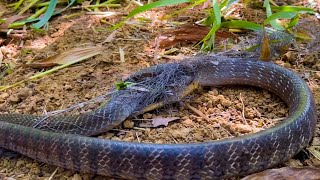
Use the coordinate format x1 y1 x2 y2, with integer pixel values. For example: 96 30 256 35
48 167 59 180
239 93 248 125
135 132 141 143
133 127 147 131
169 134 178 144
186 103 232 136
132 118 153 121
185 103 211 122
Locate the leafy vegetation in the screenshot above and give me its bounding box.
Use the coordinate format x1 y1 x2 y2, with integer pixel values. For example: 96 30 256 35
1 0 315 50
120 0 314 50
1 0 120 29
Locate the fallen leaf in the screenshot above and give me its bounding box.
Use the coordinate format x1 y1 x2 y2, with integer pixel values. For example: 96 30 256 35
155 24 238 49
152 117 180 127
242 167 320 180
0 15 27 29
26 46 103 68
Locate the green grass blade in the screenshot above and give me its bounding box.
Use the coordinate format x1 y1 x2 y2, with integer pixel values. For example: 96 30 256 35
205 0 221 50
286 13 299 29
13 0 24 10
112 0 192 29
221 20 262 31
212 0 221 25
18 0 39 15
264 0 284 30
264 11 297 25
127 0 191 18
32 0 58 29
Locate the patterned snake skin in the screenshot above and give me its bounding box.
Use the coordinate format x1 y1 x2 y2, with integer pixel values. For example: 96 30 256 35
0 57 317 179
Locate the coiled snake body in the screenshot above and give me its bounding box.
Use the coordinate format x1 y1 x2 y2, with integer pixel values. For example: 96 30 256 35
0 56 317 179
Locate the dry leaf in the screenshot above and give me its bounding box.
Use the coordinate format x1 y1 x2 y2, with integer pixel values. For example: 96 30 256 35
242 167 320 180
26 46 103 68
152 117 180 127
155 24 238 49
259 27 271 61
103 30 118 43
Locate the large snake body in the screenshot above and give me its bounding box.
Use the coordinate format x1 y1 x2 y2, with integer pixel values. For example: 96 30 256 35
0 57 317 179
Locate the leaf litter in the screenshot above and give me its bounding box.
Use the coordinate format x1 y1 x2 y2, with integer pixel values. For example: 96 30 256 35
0 1 319 180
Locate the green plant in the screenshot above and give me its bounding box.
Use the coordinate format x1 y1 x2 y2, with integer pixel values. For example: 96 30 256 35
118 0 314 50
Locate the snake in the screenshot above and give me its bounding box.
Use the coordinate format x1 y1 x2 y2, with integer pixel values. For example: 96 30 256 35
0 56 317 179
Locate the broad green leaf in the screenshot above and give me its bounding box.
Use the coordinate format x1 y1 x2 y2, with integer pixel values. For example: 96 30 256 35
264 11 297 25
271 5 314 14
221 20 263 31
286 13 299 29
201 0 221 50
115 81 134 90
212 0 221 25
264 0 284 30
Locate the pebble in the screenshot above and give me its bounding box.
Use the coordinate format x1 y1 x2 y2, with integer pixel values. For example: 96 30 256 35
123 120 134 129
64 84 73 90
0 93 9 99
314 72 320 80
143 113 153 119
8 95 20 103
17 87 31 99
71 174 82 180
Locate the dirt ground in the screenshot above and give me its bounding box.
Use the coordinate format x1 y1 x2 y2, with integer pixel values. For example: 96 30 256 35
0 1 320 180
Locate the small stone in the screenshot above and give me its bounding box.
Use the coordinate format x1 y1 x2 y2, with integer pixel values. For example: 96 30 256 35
64 84 73 91
315 62 320 70
123 120 134 129
143 113 153 119
15 160 25 167
283 62 291 68
72 174 82 180
8 95 20 103
283 51 297 63
82 174 93 180
84 93 92 99
303 55 316 65
17 87 31 99
314 72 320 80
0 93 9 99
221 99 232 107
182 119 194 126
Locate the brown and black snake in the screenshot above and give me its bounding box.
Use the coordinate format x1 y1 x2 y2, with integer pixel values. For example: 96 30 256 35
0 56 317 179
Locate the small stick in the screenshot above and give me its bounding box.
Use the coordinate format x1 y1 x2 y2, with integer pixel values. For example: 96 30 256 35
48 167 59 180
186 103 233 136
239 93 248 125
185 103 211 122
135 132 141 143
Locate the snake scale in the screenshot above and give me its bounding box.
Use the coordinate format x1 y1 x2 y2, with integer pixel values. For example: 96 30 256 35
0 56 317 179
